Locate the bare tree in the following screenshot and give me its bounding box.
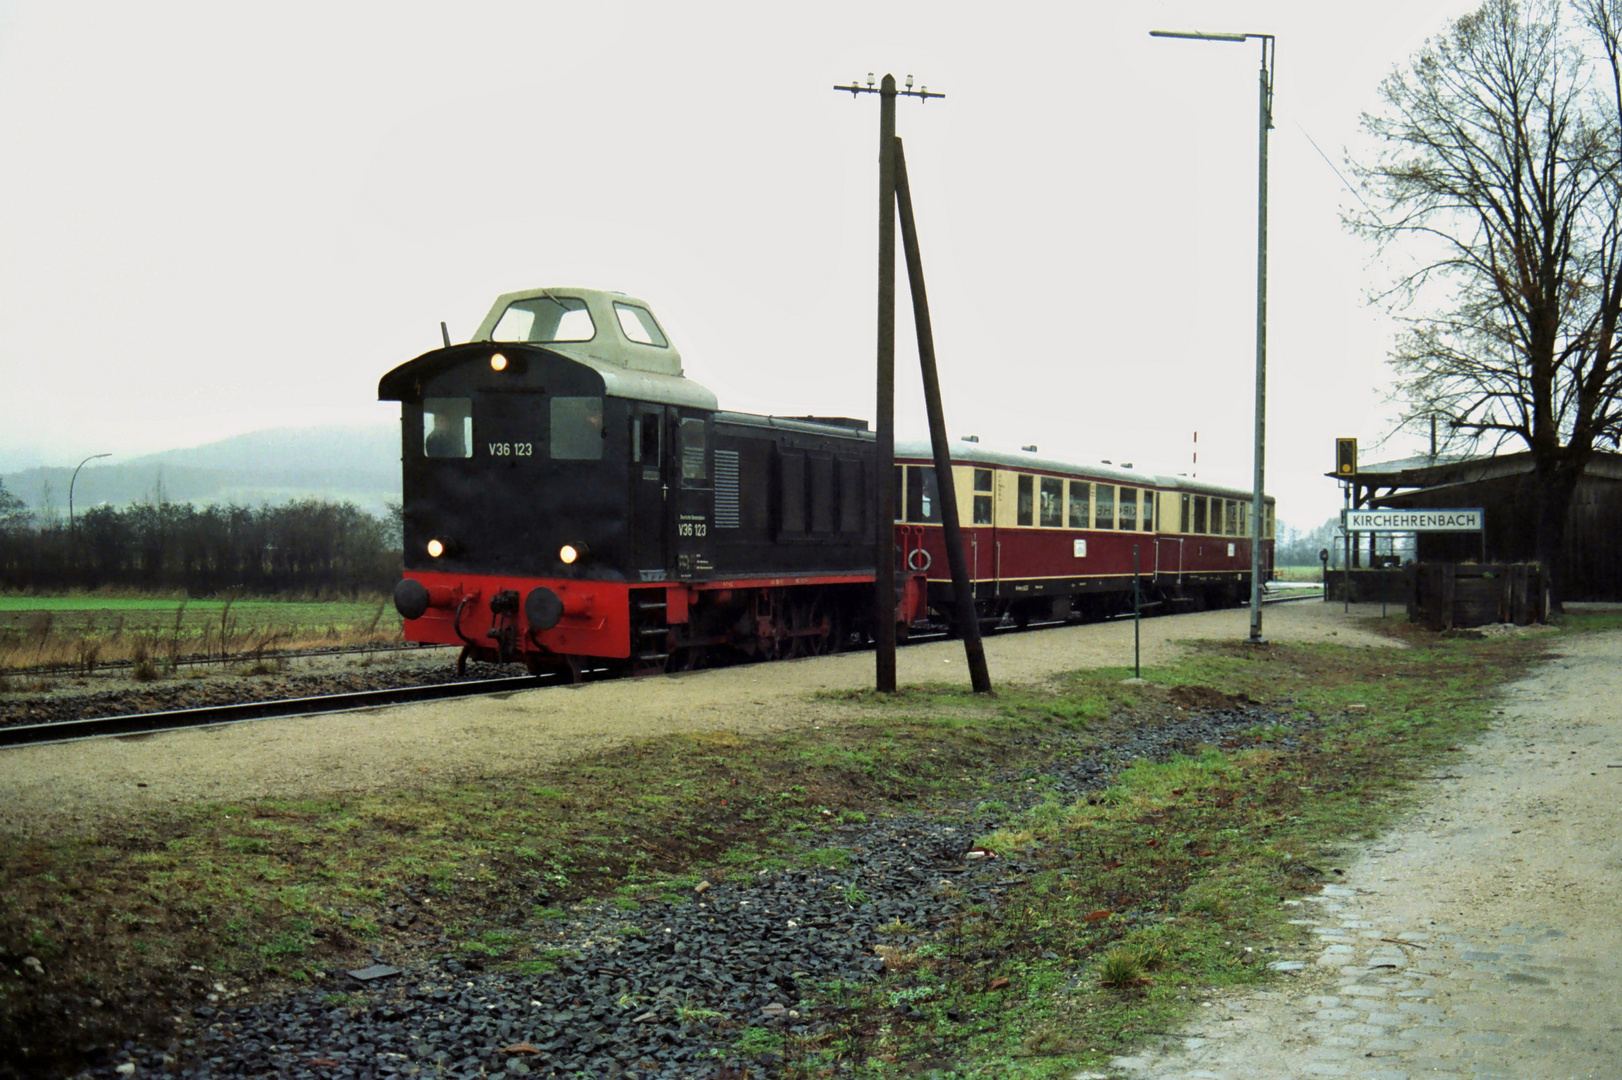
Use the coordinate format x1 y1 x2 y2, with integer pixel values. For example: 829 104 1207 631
1351 0 1622 605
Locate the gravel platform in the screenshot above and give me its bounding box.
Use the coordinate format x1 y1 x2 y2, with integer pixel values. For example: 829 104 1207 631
94 700 1316 1079
0 602 1399 836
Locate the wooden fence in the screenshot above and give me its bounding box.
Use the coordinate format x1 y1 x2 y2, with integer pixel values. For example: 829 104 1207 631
1407 563 1548 631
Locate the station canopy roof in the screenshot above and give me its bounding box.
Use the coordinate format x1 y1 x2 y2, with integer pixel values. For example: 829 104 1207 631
1328 449 1622 504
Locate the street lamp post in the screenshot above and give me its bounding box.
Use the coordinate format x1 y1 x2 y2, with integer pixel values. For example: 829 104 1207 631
1151 29 1275 645
69 453 111 534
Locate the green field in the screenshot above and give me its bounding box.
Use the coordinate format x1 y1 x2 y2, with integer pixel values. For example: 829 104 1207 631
0 594 399 671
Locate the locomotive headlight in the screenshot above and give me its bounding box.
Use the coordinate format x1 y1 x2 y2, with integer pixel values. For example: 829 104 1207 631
559 543 589 565
489 352 508 372
427 537 451 558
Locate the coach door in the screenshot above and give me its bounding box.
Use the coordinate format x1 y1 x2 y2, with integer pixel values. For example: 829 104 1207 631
629 404 667 577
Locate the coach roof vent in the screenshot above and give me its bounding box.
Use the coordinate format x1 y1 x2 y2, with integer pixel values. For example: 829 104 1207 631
471 288 685 377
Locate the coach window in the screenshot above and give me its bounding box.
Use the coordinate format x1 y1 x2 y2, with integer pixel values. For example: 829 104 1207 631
1225 499 1238 536
492 294 596 343
1039 477 1063 527
1143 491 1155 531
1068 480 1089 528
966 470 992 522
1240 501 1250 537
613 302 669 347
894 466 904 522
1265 503 1275 538
1118 487 1137 530
1180 493 1190 533
906 465 941 523
973 469 993 525
1095 485 1114 529
1193 495 1208 534
675 418 707 483
422 398 472 458
1017 475 1034 526
551 397 605 460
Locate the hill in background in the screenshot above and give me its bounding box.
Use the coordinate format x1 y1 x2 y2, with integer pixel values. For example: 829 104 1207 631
4 424 401 518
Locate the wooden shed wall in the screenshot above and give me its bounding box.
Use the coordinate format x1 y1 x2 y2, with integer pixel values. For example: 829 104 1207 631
1383 474 1622 601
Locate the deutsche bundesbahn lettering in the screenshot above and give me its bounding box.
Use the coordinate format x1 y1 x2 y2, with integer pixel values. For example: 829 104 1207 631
1342 509 1484 532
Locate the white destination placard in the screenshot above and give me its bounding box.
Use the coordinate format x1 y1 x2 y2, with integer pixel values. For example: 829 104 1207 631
1344 508 1483 532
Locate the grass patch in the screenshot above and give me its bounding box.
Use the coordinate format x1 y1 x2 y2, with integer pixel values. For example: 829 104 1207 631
773 628 1554 1077
0 618 1563 1076
0 593 399 673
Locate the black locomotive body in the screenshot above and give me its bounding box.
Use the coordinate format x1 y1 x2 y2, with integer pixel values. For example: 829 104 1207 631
380 288 880 674
383 287 1275 675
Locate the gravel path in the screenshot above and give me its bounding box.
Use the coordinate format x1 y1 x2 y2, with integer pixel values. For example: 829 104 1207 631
92 687 1319 1079
0 602 1395 836
1108 627 1622 1080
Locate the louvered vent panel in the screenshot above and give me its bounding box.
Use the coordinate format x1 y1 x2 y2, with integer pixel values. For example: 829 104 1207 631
714 450 741 528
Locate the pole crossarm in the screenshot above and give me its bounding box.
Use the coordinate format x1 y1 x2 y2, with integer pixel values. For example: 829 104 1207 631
835 73 944 102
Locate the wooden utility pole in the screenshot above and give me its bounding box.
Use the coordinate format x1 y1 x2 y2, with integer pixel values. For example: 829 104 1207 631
894 137 991 693
835 73 943 692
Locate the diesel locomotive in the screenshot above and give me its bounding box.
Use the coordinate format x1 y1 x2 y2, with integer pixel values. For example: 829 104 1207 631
382 288 1274 676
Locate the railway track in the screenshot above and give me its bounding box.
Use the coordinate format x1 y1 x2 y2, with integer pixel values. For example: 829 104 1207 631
7 640 455 679
0 673 567 748
0 591 1326 749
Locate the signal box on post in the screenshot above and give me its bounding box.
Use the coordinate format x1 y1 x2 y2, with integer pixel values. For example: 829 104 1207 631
1335 438 1358 477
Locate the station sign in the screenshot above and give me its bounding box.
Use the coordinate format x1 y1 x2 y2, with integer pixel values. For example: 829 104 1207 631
1343 508 1483 532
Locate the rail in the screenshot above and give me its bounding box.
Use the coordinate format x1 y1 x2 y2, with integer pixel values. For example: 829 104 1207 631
0 674 556 748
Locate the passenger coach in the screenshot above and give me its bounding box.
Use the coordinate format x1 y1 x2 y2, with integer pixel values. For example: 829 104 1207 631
894 443 1274 627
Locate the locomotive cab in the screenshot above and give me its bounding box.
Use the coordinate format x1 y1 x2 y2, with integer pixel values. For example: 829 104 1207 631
379 288 719 671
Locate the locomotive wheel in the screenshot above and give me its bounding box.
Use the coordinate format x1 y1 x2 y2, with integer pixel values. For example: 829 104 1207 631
792 596 831 657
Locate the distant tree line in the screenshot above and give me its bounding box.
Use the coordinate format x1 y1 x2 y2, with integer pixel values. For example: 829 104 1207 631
0 479 402 594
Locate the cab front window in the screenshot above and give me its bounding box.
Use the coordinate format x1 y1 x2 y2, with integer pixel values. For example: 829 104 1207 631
551 397 604 460
423 398 472 458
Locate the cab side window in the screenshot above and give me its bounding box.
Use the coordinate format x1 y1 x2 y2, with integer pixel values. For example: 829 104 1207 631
632 411 661 465
679 418 707 483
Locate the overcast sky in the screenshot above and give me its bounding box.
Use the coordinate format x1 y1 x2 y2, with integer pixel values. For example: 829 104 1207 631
0 0 1480 528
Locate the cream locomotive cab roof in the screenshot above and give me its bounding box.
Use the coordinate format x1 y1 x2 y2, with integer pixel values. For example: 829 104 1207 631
471 288 717 411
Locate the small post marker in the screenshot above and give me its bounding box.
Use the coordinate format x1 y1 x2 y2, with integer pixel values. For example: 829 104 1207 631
1133 544 1141 679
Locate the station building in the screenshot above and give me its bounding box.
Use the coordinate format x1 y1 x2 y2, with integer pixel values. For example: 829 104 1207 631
1340 450 1622 601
